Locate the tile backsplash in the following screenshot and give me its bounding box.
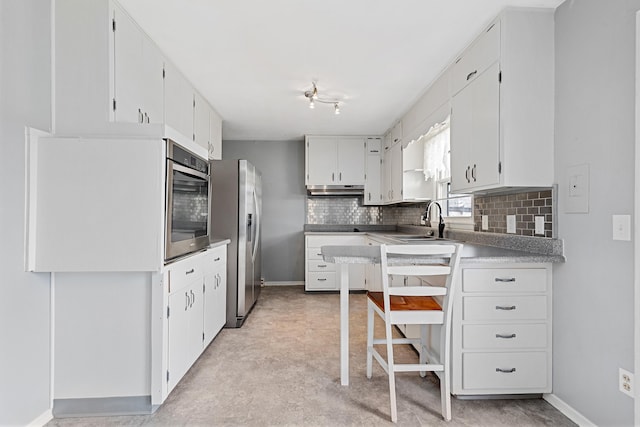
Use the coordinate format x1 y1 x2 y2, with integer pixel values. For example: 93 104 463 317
307 188 555 238
306 196 426 225
474 189 554 237
306 197 381 224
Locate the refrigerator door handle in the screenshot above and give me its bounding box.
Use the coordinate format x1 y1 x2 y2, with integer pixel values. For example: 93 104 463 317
251 189 260 262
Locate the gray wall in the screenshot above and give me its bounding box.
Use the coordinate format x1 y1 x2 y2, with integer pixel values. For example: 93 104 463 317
554 1 638 425
223 140 306 282
0 0 52 424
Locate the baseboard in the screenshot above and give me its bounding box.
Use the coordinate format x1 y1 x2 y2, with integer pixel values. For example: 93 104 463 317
27 409 53 427
53 396 153 417
264 281 304 287
543 393 596 427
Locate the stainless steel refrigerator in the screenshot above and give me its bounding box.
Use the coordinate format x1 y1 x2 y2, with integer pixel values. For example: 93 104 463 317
210 159 262 328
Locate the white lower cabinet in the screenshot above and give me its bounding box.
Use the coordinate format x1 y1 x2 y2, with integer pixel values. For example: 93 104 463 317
203 246 227 345
305 235 366 291
452 264 552 395
167 276 204 392
165 245 227 394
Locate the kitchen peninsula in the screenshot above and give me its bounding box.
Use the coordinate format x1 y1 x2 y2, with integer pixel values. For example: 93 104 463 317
310 226 563 397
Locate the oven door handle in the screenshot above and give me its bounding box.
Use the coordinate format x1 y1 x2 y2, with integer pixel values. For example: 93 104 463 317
169 160 209 181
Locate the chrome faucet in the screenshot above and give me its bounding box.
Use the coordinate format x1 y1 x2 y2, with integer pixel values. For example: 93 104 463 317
424 202 445 238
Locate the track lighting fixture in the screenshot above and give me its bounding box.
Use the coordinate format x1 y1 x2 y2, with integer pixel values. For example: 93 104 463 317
304 82 341 114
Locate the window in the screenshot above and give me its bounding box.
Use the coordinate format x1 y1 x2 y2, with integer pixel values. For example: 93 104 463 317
422 117 473 228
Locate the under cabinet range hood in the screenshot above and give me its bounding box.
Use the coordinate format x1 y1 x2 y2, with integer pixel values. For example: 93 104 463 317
306 185 364 196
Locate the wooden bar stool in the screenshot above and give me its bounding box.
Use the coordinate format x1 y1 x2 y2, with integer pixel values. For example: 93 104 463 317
366 243 463 422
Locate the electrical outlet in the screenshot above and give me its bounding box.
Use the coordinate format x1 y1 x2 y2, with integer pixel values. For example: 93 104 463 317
482 215 489 230
506 215 516 234
535 216 545 235
619 368 634 398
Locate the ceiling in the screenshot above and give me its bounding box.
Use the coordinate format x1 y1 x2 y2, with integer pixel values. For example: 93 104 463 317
118 0 564 141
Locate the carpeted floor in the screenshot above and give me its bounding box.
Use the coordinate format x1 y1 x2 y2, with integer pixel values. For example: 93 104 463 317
47 285 575 426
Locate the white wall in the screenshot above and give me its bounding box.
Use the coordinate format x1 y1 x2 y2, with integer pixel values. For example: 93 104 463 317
223 140 306 282
554 1 638 425
0 0 53 424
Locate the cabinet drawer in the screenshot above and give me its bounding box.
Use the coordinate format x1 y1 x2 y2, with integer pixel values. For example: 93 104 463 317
462 324 547 349
452 20 501 95
463 296 547 321
203 246 226 273
167 253 204 294
307 260 336 272
307 247 324 260
462 352 548 390
306 272 337 290
463 268 546 293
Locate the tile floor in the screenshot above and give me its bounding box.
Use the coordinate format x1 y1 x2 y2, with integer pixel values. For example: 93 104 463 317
47 286 575 426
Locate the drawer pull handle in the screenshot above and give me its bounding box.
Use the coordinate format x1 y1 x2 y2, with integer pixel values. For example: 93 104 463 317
214 257 221 262
495 305 516 311
316 253 322 256
495 277 516 283
496 368 516 373
495 333 517 339
185 268 195 275
318 264 327 268
317 278 327 282
466 70 478 81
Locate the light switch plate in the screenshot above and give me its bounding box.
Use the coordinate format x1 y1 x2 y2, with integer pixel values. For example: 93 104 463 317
506 215 516 234
535 216 545 235
482 215 489 230
613 215 631 241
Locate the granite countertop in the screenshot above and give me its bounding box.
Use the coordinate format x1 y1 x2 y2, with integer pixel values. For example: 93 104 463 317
306 224 565 264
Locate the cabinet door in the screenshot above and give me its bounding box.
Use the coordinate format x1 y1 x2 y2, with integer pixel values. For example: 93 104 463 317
164 61 195 141
365 152 382 205
112 4 144 124
382 149 391 203
167 283 203 392
209 109 222 160
469 62 500 189
204 250 227 344
193 92 210 149
337 137 365 184
451 62 500 193
306 136 338 185
450 84 474 192
390 142 403 202
141 37 164 124
349 264 366 290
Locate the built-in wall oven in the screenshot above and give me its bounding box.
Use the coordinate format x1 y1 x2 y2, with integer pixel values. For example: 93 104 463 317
165 139 210 261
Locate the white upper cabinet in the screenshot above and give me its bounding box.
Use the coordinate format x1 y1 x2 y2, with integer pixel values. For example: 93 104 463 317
337 137 366 184
194 92 210 147
451 61 500 192
209 109 223 160
390 121 403 146
54 0 166 134
305 136 366 186
364 138 382 205
450 8 554 193
111 3 164 125
54 0 222 142
382 141 403 203
451 21 501 96
306 136 338 185
164 61 195 141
